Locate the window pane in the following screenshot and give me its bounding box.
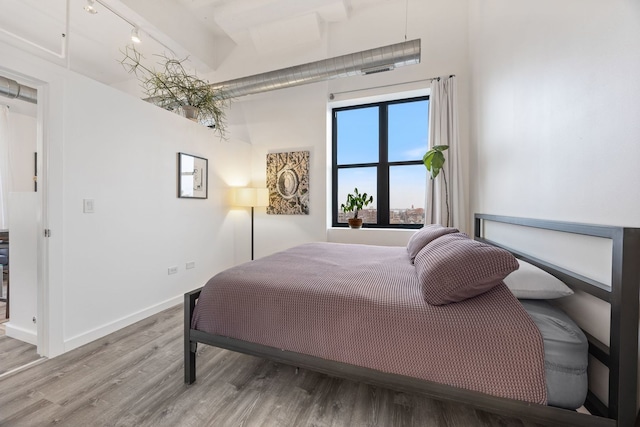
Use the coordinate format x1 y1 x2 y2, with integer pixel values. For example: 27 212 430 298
389 165 426 225
337 167 377 224
336 107 379 165
388 100 429 162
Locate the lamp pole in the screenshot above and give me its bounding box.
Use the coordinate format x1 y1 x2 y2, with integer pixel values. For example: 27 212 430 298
235 187 267 261
251 206 255 260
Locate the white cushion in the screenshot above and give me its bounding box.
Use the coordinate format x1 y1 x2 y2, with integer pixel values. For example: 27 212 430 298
504 259 574 299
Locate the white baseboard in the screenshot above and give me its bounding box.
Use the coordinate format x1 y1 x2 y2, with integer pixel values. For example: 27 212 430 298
63 295 182 353
5 322 38 345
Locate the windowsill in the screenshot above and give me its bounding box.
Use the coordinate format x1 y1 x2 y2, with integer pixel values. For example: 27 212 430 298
328 227 416 232
327 227 416 247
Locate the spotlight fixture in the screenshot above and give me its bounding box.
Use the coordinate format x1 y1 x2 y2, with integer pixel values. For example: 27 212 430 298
131 27 141 44
81 0 175 55
84 0 97 14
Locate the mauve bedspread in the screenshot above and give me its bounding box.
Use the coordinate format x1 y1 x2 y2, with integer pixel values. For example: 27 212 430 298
192 242 547 404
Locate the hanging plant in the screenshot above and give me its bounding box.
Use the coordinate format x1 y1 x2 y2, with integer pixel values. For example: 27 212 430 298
423 145 450 226
119 45 229 138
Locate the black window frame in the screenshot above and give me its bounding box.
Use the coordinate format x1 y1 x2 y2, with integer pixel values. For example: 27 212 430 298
331 95 429 229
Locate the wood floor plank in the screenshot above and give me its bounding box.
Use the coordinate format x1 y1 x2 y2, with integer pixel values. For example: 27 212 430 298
390 391 427 427
224 361 292 426
0 334 40 375
0 398 62 426
255 367 317 427
409 396 449 427
344 381 391 427
0 303 552 426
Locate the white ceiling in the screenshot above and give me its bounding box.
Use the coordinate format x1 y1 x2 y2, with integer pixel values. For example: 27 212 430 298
0 0 398 116
1 0 395 84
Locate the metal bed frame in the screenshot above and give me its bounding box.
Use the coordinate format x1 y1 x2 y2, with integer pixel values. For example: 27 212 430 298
185 214 640 427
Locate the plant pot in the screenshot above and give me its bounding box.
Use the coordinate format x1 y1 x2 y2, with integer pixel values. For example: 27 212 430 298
348 218 363 229
182 105 200 121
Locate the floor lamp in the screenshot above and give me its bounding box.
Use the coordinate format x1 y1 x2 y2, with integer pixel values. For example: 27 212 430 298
234 188 269 260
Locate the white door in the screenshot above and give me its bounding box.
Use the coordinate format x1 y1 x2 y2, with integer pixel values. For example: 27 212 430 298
6 192 38 345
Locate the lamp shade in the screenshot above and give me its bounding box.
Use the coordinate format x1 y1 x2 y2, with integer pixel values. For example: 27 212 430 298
234 188 269 207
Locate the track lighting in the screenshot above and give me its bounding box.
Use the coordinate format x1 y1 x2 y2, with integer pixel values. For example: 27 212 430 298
131 27 141 44
84 0 97 14
82 0 174 54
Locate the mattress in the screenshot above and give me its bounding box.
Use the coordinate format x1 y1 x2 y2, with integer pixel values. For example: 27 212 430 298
520 299 588 409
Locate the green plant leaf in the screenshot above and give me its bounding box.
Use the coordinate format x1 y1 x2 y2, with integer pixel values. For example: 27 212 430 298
423 151 434 171
432 152 445 170
341 187 373 215
423 146 448 179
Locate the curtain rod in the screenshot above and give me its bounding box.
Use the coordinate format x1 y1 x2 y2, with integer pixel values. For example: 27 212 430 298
329 74 455 100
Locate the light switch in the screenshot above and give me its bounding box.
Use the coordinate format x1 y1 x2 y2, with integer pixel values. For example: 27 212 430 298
83 199 95 213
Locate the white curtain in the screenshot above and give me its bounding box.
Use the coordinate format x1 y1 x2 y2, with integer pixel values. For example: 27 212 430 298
425 76 465 230
0 105 11 229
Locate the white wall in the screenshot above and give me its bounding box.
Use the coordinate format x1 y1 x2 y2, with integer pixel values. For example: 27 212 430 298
218 0 471 256
61 75 250 349
0 40 250 356
8 111 36 192
468 0 640 407
469 0 640 226
239 84 330 259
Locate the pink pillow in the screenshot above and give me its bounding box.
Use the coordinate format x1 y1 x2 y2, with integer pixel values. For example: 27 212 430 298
415 232 519 305
406 224 458 263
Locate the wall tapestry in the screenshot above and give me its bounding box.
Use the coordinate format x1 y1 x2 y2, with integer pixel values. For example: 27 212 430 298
266 151 309 215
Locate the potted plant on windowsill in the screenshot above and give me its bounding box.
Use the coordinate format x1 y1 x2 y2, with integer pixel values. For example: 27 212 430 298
341 188 373 229
119 45 229 138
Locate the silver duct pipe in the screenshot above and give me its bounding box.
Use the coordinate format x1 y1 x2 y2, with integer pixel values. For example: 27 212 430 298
211 39 421 99
0 76 37 104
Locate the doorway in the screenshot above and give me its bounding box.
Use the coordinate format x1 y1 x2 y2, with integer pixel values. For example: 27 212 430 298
0 71 45 361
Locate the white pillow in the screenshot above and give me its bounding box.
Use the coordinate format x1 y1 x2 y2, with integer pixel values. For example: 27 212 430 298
504 259 574 299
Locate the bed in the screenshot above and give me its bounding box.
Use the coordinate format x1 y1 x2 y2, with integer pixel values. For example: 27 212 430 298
185 214 640 427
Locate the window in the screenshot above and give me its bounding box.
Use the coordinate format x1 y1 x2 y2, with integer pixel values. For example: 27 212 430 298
332 96 429 228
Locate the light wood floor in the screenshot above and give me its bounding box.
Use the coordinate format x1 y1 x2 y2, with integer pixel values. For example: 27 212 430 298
0 334 40 376
0 274 41 376
0 304 547 427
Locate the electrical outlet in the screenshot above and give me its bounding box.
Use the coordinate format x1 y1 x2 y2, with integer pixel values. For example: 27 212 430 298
83 199 95 213
186 261 195 270
168 266 178 275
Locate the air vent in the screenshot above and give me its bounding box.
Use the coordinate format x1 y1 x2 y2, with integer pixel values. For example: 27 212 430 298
361 65 395 75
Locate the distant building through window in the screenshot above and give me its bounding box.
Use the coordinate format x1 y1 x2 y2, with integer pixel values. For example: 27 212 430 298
332 96 429 228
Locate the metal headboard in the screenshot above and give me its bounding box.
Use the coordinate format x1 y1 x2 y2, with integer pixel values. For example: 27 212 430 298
475 214 640 426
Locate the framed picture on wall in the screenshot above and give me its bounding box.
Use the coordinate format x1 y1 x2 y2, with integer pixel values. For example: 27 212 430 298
266 150 310 215
178 152 208 199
